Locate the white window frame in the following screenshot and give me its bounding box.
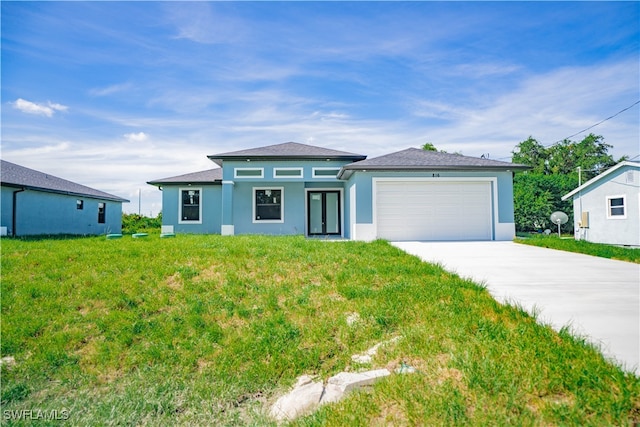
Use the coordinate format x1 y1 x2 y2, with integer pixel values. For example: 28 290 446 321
253 187 284 223
312 167 340 178
234 168 264 179
179 187 203 224
273 167 303 179
606 195 626 219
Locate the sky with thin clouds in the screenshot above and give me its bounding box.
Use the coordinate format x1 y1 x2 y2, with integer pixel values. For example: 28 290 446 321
2 1 638 216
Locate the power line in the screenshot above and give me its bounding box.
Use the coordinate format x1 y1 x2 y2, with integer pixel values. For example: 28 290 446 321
543 100 640 148
496 100 639 160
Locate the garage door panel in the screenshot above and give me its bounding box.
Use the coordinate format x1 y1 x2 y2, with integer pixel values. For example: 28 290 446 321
376 181 492 241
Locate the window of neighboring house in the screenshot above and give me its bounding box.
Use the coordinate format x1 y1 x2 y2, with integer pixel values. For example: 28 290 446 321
180 188 202 223
235 168 264 178
312 167 340 178
254 188 284 222
607 195 626 219
77 199 84 210
274 168 303 178
98 202 106 224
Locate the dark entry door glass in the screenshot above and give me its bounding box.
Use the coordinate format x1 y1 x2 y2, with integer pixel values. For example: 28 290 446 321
308 191 340 235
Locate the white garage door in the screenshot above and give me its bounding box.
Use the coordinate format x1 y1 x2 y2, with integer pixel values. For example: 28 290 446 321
376 180 493 241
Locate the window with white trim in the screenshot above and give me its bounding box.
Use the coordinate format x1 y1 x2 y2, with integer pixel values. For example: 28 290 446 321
180 188 202 223
254 188 284 222
235 168 264 178
607 195 626 219
274 167 303 178
312 167 340 178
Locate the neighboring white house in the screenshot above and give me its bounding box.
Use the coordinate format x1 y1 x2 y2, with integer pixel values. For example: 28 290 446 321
562 161 640 247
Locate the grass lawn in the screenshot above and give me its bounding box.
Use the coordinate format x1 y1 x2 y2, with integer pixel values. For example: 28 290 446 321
1 235 638 426
515 234 640 264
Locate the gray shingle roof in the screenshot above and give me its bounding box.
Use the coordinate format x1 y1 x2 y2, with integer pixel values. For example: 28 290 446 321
340 148 530 173
1 160 129 202
208 142 366 165
147 168 222 185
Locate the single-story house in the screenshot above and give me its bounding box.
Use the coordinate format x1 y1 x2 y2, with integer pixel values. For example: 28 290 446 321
562 161 639 247
1 160 129 236
148 142 529 241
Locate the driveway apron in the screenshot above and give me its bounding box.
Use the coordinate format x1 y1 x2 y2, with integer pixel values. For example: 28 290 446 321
392 241 640 374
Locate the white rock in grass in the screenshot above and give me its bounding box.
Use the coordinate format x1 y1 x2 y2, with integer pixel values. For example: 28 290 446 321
346 312 360 326
322 369 391 404
0 356 15 367
351 336 403 364
269 375 324 422
269 365 410 421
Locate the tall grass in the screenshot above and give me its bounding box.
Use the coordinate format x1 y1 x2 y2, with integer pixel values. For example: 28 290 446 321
1 235 638 425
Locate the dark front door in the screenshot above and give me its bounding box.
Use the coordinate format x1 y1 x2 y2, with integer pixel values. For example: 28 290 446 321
307 191 341 236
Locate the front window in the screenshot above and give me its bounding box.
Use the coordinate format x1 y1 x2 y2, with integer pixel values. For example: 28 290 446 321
254 188 283 222
180 188 202 223
312 168 340 178
98 203 106 224
607 196 626 219
77 200 84 210
235 168 264 178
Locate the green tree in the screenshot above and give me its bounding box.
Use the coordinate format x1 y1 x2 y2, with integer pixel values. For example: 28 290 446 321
511 134 621 232
421 142 438 151
513 173 577 232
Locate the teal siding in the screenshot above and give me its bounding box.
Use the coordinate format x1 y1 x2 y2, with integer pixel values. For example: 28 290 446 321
223 160 350 182
154 158 516 240
160 185 222 234
0 187 123 236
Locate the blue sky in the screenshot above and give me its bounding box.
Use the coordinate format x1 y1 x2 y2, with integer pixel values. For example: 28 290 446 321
2 1 639 216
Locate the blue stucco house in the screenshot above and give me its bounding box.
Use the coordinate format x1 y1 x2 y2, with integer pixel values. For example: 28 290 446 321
562 161 640 247
148 142 528 241
1 160 129 236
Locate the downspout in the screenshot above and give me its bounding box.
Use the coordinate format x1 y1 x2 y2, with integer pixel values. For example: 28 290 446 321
12 188 25 237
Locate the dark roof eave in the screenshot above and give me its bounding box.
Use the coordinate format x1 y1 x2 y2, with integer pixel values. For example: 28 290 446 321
147 180 222 186
208 154 367 165
1 183 129 202
341 165 531 172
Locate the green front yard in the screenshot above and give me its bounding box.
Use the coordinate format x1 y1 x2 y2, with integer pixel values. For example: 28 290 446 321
516 234 640 263
1 235 638 425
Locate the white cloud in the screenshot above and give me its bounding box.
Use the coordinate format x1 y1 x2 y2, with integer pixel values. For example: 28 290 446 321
12 98 68 117
124 132 149 142
407 59 640 159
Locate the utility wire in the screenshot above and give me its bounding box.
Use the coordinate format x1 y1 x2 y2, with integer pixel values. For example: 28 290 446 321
543 100 640 148
496 101 639 160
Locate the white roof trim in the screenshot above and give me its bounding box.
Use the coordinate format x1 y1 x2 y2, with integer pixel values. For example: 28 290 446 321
561 161 640 201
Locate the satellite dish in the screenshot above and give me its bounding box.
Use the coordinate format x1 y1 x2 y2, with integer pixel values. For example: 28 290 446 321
550 211 568 237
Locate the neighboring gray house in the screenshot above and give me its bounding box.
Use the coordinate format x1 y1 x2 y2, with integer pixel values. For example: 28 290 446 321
1 160 129 236
562 161 640 247
149 142 528 241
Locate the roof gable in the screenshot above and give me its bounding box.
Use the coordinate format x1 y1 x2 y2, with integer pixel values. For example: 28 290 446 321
1 160 129 202
562 161 640 200
208 142 366 165
148 168 222 185
340 148 529 174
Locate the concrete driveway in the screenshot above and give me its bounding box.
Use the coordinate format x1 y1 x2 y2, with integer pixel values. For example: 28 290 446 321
392 241 640 374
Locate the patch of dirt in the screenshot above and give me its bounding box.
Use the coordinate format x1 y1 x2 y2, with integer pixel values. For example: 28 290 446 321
437 367 464 386
526 392 576 414
193 265 225 284
166 273 183 290
372 401 409 426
